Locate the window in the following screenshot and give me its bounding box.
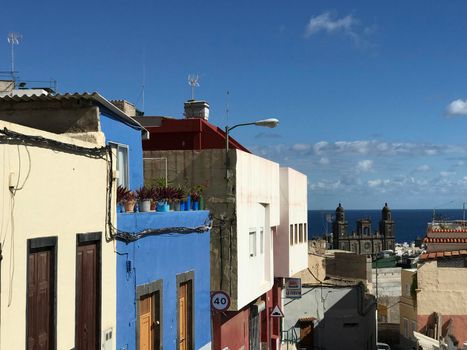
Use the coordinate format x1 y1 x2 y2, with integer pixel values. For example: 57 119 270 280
295 224 298 244
260 228 264 254
299 224 303 243
111 143 129 188
403 318 409 338
304 223 307 242
290 225 294 245
249 230 257 257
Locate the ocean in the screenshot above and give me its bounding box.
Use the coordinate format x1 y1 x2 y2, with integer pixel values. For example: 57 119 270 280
308 209 465 243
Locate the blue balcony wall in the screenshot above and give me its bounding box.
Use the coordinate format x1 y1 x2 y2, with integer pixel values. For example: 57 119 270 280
116 211 211 350
99 110 144 190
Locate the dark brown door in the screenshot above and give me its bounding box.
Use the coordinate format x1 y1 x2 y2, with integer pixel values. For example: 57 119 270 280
27 247 54 350
178 281 192 350
76 242 100 350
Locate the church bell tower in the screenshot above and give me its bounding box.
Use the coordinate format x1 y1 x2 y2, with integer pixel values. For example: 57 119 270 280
332 203 348 249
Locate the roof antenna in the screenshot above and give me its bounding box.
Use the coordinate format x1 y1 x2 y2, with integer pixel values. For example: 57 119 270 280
7 32 22 88
188 74 199 100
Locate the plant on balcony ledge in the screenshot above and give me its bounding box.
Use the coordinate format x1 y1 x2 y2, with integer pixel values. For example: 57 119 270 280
136 185 153 212
121 189 136 213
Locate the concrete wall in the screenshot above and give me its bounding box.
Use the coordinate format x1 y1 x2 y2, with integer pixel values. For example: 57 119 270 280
116 211 211 350
283 285 377 350
326 252 371 282
0 121 116 349
372 267 401 297
142 149 281 310
274 167 308 278
235 150 279 309
0 99 100 133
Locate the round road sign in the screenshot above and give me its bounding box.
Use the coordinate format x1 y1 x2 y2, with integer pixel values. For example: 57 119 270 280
211 291 231 311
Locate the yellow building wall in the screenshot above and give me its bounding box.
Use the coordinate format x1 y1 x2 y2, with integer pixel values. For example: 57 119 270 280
399 269 417 338
417 260 467 315
0 121 116 349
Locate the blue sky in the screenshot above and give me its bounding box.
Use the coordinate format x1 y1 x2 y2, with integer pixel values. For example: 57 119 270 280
3 0 467 209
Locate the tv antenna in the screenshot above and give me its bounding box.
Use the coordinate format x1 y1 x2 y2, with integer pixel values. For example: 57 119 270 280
7 32 22 84
188 74 199 100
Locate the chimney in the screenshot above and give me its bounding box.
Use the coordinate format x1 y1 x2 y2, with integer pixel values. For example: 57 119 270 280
184 100 209 121
111 100 137 116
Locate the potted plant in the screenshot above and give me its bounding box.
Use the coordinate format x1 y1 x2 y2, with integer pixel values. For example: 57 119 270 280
150 186 161 211
123 190 136 213
117 185 129 212
190 184 205 210
173 186 186 211
136 185 153 212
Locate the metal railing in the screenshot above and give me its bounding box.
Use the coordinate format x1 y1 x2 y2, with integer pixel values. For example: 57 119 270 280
281 327 300 350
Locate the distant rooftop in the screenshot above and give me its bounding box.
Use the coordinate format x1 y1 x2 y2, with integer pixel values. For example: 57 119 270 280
428 221 467 233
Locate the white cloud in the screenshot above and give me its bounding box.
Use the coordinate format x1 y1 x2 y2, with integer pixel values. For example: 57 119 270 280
356 159 373 172
416 164 431 172
446 99 467 116
304 12 356 38
292 143 311 151
319 157 330 165
440 171 455 177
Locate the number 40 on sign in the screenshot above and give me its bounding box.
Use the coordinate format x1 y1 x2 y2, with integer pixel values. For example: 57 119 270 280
211 291 231 311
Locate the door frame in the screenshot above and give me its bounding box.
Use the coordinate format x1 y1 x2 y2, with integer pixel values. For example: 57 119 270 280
75 232 102 349
176 271 195 350
26 236 58 350
136 279 163 350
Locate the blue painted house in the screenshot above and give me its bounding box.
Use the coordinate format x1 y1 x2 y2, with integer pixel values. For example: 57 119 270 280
97 96 212 350
0 92 212 350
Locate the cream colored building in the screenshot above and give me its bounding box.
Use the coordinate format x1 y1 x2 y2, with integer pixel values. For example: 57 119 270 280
0 121 116 349
416 254 467 348
400 268 417 346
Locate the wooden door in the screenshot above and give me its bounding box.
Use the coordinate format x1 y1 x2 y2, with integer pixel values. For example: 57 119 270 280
178 281 192 350
139 294 153 350
76 242 99 350
138 291 161 350
27 247 54 350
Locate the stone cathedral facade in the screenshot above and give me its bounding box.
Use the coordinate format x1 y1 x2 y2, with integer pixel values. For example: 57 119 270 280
332 203 396 255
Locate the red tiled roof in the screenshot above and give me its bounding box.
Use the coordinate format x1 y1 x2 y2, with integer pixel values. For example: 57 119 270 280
429 229 467 233
423 237 467 243
420 250 467 261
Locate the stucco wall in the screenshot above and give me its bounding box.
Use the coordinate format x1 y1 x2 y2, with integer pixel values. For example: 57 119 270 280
142 149 281 310
417 261 467 315
100 111 144 190
116 211 211 350
274 167 308 278
400 269 417 338
0 121 116 350
235 150 279 309
283 285 377 350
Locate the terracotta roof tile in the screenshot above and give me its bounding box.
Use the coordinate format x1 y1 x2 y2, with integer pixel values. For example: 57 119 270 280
419 250 467 261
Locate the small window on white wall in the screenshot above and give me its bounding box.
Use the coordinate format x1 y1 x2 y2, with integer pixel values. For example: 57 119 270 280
249 230 256 257
290 225 294 245
111 143 129 188
295 224 298 244
304 223 307 241
299 224 303 243
260 228 264 254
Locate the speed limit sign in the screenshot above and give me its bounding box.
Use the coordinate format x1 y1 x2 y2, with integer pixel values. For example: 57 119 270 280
211 291 231 311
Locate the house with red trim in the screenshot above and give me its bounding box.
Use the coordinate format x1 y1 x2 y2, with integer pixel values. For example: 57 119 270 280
132 99 309 350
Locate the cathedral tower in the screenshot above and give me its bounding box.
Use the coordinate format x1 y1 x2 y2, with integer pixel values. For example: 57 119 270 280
379 202 395 250
332 203 348 249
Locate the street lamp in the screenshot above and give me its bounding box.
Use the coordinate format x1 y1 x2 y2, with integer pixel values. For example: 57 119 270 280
225 118 279 152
